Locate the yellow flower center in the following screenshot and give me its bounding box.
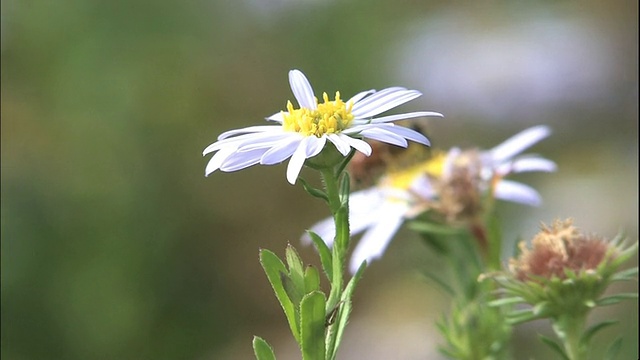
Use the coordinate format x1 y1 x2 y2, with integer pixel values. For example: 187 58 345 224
383 152 447 189
282 92 354 137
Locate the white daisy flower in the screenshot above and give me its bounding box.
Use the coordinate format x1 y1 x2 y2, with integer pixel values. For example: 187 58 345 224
203 69 443 184
304 125 556 273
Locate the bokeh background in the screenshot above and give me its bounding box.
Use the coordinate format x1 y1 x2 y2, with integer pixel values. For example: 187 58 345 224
2 0 637 359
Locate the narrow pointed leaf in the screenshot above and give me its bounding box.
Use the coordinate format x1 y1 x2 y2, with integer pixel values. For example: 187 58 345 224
487 296 525 307
253 336 277 360
604 337 623 360
596 293 638 306
335 148 356 178
285 244 306 295
259 249 300 342
338 172 351 206
580 320 618 347
300 178 329 202
329 260 366 360
304 265 320 293
408 221 467 235
281 272 304 307
538 334 570 360
307 231 333 281
300 291 326 360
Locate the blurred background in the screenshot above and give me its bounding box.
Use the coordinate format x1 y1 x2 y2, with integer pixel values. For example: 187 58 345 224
1 0 637 359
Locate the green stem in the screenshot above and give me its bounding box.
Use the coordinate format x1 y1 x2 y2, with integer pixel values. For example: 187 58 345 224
320 168 349 360
553 315 587 360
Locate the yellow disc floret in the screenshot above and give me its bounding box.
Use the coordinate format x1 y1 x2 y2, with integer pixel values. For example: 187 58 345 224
383 152 447 190
283 92 354 137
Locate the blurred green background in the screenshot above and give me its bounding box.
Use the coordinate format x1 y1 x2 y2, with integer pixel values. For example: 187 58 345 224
1 0 637 359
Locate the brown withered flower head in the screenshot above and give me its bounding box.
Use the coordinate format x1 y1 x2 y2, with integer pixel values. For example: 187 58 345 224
510 219 611 282
484 218 637 329
430 149 485 223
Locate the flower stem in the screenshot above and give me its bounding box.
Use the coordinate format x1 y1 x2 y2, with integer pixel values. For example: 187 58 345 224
553 315 587 360
320 167 351 360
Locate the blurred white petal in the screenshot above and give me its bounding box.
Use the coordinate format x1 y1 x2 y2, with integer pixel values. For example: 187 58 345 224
494 180 542 206
489 125 551 164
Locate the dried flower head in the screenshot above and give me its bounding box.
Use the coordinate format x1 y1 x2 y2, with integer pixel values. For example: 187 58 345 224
510 219 611 282
486 218 638 326
429 149 485 223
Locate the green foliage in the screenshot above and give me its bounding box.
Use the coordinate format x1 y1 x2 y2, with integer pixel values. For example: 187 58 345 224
538 334 570 360
300 291 327 360
253 336 277 360
259 249 301 343
307 231 334 281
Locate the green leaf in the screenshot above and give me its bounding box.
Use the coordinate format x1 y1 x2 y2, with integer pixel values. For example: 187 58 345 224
253 336 277 360
304 265 320 293
611 267 638 282
420 270 455 296
306 231 333 281
580 320 618 347
596 293 638 306
604 337 623 360
487 297 525 307
334 205 350 253
281 272 304 307
259 249 300 343
300 291 326 360
329 260 366 360
538 334 570 360
338 172 350 206
299 178 329 202
285 244 306 295
335 148 356 178
408 221 466 236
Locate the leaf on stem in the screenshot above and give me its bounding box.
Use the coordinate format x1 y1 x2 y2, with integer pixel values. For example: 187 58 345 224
300 291 327 360
538 334 570 360
299 178 329 202
306 231 333 281
259 249 301 343
304 265 321 293
330 260 366 359
253 336 277 360
580 320 618 347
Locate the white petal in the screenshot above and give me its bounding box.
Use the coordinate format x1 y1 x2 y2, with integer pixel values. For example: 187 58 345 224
217 125 281 140
205 147 236 176
260 135 304 165
348 188 391 234
289 69 317 110
237 133 293 152
376 124 430 146
351 88 422 118
489 125 551 164
494 180 542 206
220 148 269 172
348 89 376 105
266 112 285 123
340 135 372 156
303 188 394 248
409 174 436 200
497 156 557 176
349 202 407 273
204 130 287 155
327 134 351 156
286 136 326 184
357 126 409 148
369 111 443 124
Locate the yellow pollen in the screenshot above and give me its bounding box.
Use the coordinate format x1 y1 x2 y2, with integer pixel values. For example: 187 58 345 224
383 152 447 190
282 91 354 137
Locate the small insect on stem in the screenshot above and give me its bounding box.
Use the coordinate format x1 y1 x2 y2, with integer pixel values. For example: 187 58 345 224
325 301 345 327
